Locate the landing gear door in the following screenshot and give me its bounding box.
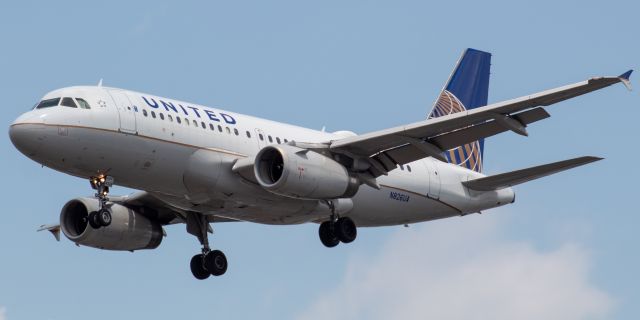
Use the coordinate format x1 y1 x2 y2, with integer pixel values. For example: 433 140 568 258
425 159 441 199
108 90 137 134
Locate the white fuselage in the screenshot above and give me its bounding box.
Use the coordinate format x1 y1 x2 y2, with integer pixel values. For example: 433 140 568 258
10 86 515 227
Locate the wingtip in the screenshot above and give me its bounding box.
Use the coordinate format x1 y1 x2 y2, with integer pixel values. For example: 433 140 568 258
619 69 633 80
585 156 605 162
618 70 633 91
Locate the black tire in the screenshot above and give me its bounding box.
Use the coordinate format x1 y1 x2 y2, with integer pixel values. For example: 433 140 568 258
97 209 112 227
319 221 340 248
335 217 357 243
88 211 101 229
205 250 228 276
190 254 210 280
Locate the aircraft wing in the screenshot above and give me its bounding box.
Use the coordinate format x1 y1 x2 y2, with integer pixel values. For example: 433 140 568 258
111 191 239 225
329 71 632 176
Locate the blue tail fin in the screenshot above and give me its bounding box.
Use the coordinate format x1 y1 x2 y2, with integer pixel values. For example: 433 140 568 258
428 48 491 173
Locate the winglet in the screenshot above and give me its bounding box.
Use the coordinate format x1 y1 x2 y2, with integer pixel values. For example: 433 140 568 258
619 69 633 91
38 224 61 241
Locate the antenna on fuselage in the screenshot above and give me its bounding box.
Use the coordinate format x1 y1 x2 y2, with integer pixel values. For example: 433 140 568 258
97 79 103 87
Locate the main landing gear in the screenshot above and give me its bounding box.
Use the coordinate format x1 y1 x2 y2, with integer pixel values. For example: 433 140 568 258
187 212 228 280
319 201 357 248
88 175 114 229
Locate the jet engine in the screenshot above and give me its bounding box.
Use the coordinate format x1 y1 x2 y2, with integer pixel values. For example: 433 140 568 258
60 198 163 251
254 144 359 199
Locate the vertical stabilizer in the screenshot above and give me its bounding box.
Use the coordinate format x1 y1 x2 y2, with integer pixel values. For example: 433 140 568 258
428 48 491 172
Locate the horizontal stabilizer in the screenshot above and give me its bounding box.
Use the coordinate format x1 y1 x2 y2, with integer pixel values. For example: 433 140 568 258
463 156 603 191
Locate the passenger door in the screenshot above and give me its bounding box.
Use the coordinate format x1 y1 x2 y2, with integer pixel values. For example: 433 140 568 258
108 90 137 134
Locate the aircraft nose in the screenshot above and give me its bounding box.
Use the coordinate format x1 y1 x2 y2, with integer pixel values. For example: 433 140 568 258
9 123 44 157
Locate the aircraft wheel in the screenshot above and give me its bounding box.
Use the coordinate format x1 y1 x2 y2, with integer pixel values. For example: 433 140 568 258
335 217 357 243
205 250 228 276
88 211 101 229
97 209 112 227
319 221 340 248
190 254 210 280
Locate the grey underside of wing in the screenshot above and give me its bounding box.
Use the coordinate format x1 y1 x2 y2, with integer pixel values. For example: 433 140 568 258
462 156 603 191
113 191 240 225
328 75 624 171
381 107 549 165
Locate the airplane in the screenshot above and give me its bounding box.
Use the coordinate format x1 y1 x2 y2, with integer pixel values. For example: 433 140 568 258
9 48 632 280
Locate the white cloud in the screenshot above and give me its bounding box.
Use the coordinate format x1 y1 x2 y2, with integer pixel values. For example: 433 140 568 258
297 215 613 320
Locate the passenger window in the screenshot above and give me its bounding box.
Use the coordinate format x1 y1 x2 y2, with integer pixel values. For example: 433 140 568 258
185 118 190 126
159 113 165 120
201 121 206 129
168 114 173 122
225 127 231 134
399 164 404 171
407 165 412 172
209 123 215 131
143 109 148 117
35 98 60 109
176 117 181 124
151 111 156 118
60 97 78 108
193 120 198 127
284 139 288 143
259 134 264 141
246 131 251 138
218 125 223 132
75 98 91 109
268 136 273 143
276 137 281 144
234 128 239 136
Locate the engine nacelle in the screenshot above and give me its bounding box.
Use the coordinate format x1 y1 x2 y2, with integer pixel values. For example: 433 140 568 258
60 198 163 251
254 144 359 199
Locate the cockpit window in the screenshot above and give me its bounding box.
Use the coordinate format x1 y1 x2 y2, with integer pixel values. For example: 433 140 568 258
60 97 78 108
35 98 60 109
76 98 91 109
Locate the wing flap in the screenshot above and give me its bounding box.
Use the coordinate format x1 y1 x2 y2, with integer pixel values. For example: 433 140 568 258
462 156 603 191
370 107 550 169
430 107 550 151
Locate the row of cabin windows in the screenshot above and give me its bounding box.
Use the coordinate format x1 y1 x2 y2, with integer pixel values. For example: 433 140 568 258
141 108 290 144
140 107 413 173
35 97 92 109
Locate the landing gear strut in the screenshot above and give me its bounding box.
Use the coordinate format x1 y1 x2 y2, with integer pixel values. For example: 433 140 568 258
187 212 228 280
88 175 113 228
318 200 357 248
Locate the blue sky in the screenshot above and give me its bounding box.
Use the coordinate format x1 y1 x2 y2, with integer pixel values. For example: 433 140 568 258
1 1 638 319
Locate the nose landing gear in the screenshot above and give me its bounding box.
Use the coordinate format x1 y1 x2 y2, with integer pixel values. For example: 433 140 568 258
88 175 113 228
318 200 357 248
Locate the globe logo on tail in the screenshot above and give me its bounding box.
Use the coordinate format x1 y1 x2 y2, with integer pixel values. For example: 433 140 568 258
429 90 483 173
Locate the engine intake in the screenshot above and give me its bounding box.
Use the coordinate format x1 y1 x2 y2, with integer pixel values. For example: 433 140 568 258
60 198 163 251
254 144 359 199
